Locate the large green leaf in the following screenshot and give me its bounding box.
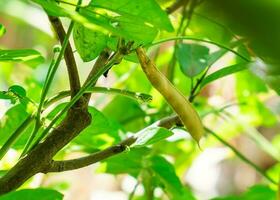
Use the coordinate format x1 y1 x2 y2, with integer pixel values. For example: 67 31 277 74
72 107 122 148
46 103 121 150
150 156 195 200
47 103 119 135
32 0 163 44
101 147 150 176
176 43 210 78
79 7 158 44
188 12 233 46
0 24 6 38
200 0 280 63
73 23 108 62
133 127 173 147
90 0 173 32
0 49 44 68
102 96 146 132
201 62 249 88
0 104 32 149
0 188 63 200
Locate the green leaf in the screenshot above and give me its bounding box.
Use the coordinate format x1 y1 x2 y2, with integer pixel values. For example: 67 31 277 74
0 91 13 100
47 103 121 149
80 7 158 43
90 0 173 32
103 96 146 132
201 0 280 63
150 156 195 200
211 185 276 200
9 85 26 97
0 24 6 38
72 106 122 148
133 127 173 147
201 62 249 88
188 12 233 46
32 0 161 44
0 188 63 200
73 23 108 62
244 185 276 200
0 49 44 68
176 43 210 78
47 103 115 133
0 105 32 149
114 15 158 43
102 147 150 176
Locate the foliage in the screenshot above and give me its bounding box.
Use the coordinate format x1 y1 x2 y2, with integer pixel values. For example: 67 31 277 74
0 0 279 199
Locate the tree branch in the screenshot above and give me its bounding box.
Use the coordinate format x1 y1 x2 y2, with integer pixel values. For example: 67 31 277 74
0 106 91 195
46 137 136 172
48 16 81 97
166 0 190 14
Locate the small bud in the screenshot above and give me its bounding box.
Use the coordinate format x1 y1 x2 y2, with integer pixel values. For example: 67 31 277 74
53 45 61 53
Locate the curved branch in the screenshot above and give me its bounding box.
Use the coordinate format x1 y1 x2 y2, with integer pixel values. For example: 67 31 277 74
46 137 136 172
48 16 81 97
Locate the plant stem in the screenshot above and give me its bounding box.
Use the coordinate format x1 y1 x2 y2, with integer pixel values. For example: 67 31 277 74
205 127 277 185
22 1 83 156
21 23 75 157
43 87 152 108
0 115 33 160
128 181 140 200
46 137 136 172
148 36 250 62
29 51 124 152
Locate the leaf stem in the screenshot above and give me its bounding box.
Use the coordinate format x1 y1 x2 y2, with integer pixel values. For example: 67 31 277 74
43 87 152 108
148 36 250 62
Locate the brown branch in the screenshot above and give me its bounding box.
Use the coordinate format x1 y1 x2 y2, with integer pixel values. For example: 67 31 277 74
166 0 190 14
0 1 186 195
48 16 81 98
156 115 182 129
0 107 91 195
46 137 136 172
45 114 181 173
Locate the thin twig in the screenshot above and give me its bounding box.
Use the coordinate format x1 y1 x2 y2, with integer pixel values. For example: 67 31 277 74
46 137 136 172
128 181 140 200
43 87 152 108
